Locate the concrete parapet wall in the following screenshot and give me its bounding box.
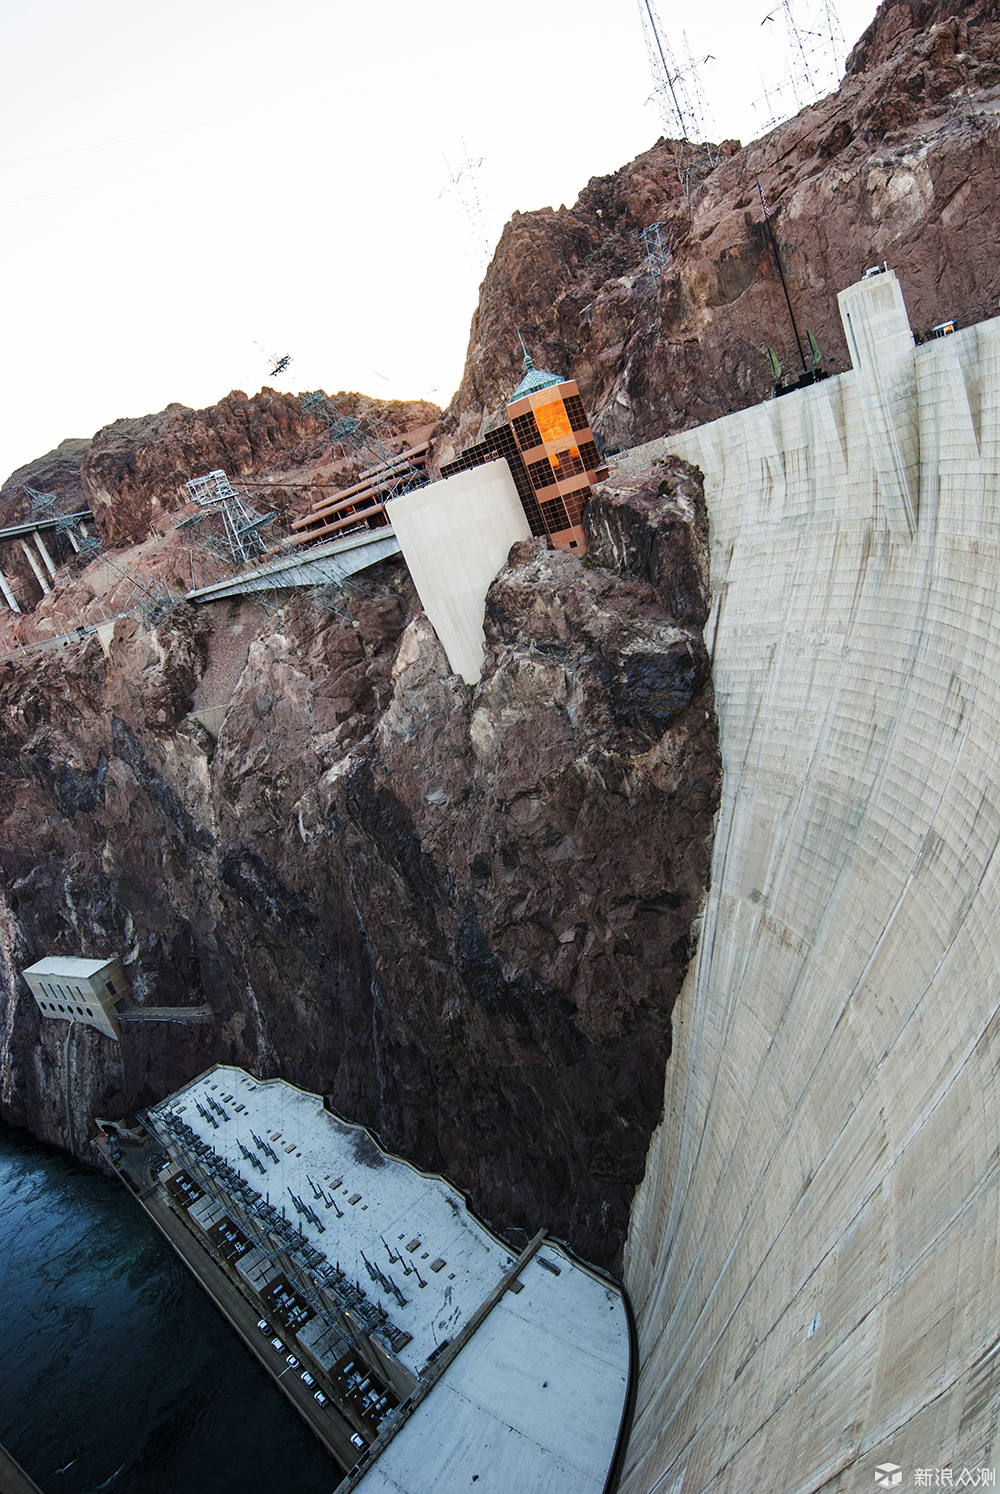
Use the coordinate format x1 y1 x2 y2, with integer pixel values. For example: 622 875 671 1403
618 286 1000 1489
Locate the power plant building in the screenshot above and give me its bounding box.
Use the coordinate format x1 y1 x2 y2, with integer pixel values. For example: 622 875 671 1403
131 1066 633 1492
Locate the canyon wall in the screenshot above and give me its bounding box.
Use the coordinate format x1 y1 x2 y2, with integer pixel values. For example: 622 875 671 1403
0 471 718 1272
618 276 1000 1487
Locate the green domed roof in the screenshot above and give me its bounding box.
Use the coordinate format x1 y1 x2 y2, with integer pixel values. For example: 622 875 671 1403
511 355 563 401
510 333 563 401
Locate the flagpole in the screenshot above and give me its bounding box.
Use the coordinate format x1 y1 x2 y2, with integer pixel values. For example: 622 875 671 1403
756 177 809 375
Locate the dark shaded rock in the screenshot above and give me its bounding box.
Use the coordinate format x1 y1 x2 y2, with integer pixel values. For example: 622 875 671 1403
0 467 718 1273
584 457 710 625
0 437 92 527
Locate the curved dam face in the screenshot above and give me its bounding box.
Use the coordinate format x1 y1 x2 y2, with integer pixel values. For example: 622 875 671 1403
617 272 1000 1492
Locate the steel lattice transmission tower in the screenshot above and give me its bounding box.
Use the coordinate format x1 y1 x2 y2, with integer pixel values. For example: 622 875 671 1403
181 470 273 569
754 0 847 131
637 0 719 194
23 485 99 554
442 139 494 274
299 391 427 501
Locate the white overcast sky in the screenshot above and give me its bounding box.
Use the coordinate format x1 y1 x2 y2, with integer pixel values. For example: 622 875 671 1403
0 0 878 486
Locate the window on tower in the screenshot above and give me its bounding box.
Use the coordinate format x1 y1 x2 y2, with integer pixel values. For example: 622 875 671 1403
533 400 573 445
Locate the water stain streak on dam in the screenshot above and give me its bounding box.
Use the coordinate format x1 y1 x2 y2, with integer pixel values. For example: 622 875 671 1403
618 270 1000 1490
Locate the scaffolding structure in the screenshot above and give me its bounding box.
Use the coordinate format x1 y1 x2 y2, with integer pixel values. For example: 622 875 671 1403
637 0 720 194
180 469 273 570
753 0 847 132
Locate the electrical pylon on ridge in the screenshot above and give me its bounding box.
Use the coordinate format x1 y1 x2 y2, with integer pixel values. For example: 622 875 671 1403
23 485 57 519
637 0 720 194
181 469 272 569
299 391 428 502
753 0 846 132
642 222 672 279
23 485 100 554
441 139 493 272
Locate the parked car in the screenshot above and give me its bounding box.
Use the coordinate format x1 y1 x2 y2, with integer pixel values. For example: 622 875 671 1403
300 1371 315 1387
257 1320 272 1335
313 1390 328 1406
286 1354 300 1370
271 1337 285 1353
350 1433 367 1451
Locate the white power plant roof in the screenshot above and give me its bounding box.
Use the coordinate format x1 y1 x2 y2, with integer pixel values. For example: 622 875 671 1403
23 956 117 978
350 1241 631 1493
149 1065 632 1491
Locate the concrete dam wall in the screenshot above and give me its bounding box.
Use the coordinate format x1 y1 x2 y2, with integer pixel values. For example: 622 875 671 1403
617 271 1000 1492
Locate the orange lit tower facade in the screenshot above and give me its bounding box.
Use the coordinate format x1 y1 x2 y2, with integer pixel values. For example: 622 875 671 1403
439 348 607 556
504 354 607 554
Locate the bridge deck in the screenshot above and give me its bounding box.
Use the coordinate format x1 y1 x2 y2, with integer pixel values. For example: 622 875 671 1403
186 527 401 603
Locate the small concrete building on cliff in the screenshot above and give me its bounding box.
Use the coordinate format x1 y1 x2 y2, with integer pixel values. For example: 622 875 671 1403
23 955 133 1039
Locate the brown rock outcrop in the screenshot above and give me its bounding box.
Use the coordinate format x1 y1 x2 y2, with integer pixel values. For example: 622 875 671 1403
80 389 441 549
0 464 717 1270
0 437 92 528
444 0 1000 455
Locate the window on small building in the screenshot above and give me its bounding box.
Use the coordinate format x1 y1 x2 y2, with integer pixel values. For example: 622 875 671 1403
106 980 117 995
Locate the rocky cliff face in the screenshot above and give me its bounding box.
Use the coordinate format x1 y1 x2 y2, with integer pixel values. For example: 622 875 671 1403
0 438 93 527
79 388 441 549
0 460 718 1270
441 0 1000 458
0 388 440 619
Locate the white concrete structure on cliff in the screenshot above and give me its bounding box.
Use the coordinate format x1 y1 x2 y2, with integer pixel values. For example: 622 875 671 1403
615 268 1000 1489
23 955 132 1039
390 460 531 684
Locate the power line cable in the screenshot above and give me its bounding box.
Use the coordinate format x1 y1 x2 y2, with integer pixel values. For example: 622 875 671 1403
0 112 260 170
0 144 265 210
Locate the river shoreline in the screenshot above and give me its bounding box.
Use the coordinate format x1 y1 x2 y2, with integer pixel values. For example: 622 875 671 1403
0 1120 338 1494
